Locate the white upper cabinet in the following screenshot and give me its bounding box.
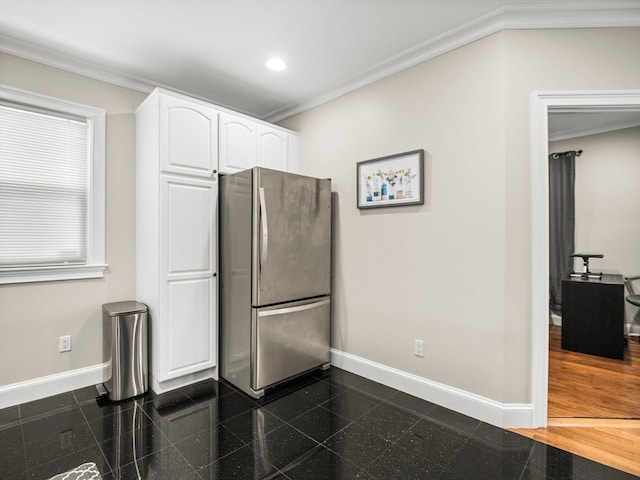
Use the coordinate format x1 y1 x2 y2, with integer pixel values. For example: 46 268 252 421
160 94 219 177
219 112 296 174
258 125 288 171
287 133 300 173
219 113 257 173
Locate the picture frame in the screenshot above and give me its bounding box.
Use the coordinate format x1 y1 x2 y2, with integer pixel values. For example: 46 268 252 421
356 149 424 209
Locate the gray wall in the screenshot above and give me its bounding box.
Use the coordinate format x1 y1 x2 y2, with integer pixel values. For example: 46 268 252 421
0 53 146 387
550 127 640 277
280 27 640 404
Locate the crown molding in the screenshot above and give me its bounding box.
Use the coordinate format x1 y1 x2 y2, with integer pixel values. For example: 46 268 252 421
0 32 155 95
266 3 640 122
502 2 640 29
0 32 266 118
1 4 638 122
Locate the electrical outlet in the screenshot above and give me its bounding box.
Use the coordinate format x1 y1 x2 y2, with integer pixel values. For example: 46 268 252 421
414 339 424 357
59 335 71 352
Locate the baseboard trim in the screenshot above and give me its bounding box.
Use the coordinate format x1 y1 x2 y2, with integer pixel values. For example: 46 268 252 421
0 363 106 409
0 364 221 408
331 348 533 428
0 352 535 428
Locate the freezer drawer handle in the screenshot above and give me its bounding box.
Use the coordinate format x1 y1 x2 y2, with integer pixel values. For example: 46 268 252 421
259 187 268 274
258 299 330 317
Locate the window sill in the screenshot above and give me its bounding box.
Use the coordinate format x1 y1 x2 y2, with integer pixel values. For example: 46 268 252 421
0 264 108 285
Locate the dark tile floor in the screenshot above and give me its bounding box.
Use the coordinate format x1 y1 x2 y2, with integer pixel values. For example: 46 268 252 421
1 367 637 479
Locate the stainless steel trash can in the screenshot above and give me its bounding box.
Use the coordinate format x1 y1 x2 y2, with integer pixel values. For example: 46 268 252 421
102 301 148 401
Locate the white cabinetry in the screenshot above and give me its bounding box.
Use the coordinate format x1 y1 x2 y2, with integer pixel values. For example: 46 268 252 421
219 112 297 174
136 88 298 393
136 89 218 393
258 124 288 171
219 113 257 173
160 175 216 381
160 93 218 177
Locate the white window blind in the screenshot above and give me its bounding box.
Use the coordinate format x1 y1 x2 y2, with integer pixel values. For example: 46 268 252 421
0 85 105 284
0 104 89 266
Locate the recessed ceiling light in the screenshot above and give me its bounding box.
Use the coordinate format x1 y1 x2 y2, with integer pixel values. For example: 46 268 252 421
266 58 286 71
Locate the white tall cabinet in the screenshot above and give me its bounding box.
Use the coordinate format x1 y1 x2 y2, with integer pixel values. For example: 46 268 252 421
136 89 219 393
136 88 298 394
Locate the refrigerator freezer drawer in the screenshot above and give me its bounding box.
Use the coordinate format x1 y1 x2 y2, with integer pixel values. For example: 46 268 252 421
253 297 330 391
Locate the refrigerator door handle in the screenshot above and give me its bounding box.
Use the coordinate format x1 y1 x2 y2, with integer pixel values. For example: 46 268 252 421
258 187 268 274
258 298 331 317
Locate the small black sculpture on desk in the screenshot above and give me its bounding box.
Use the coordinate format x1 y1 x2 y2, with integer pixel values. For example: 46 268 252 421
569 253 603 279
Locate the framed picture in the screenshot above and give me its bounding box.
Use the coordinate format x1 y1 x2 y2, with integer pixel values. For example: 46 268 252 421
357 149 424 209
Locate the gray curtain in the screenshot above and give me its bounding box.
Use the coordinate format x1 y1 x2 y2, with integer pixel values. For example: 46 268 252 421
549 152 576 311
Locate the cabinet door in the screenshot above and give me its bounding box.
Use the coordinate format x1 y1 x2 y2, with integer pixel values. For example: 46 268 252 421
160 174 217 380
219 113 257 173
257 125 288 171
160 94 218 177
287 133 299 173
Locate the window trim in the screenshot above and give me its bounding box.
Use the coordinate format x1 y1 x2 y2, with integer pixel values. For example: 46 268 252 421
0 85 107 284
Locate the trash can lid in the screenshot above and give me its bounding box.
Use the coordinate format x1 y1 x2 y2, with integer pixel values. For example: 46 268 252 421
102 301 147 317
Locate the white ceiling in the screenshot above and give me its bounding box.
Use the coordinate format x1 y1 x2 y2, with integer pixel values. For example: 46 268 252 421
0 1 639 123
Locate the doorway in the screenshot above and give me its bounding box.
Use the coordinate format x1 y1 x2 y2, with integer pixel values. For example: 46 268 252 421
530 90 640 427
515 91 640 474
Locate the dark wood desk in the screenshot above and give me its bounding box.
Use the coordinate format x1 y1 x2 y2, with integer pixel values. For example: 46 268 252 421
561 273 625 360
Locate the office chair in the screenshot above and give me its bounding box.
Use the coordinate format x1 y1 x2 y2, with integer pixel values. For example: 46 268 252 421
624 275 640 340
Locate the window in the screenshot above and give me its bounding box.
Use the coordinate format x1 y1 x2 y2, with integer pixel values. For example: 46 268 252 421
0 85 106 284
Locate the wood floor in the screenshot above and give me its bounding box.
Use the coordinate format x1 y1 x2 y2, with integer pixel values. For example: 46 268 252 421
513 326 640 476
547 325 640 419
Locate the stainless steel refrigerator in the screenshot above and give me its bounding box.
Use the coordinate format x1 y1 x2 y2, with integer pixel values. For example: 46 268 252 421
219 167 331 398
